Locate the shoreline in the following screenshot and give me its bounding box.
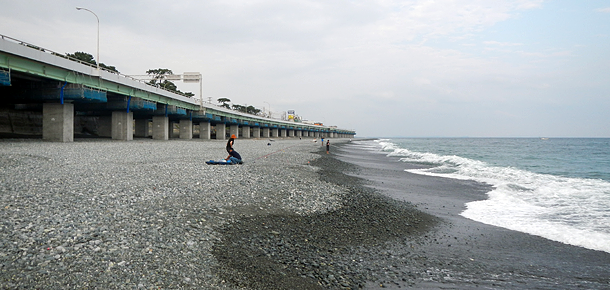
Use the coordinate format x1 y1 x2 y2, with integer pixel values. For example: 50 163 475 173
211 140 439 289
333 140 610 289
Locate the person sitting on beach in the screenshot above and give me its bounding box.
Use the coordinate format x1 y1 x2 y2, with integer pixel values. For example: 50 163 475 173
225 134 242 164
226 149 243 164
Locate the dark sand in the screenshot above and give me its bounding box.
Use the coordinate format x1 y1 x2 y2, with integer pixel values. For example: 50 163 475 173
335 140 610 289
212 140 610 289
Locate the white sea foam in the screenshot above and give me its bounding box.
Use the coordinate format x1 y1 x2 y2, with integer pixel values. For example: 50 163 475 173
375 139 610 253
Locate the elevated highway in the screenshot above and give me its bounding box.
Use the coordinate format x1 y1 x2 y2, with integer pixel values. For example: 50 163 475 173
0 34 355 141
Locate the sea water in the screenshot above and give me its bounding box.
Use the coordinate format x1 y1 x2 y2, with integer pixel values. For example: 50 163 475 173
367 138 610 254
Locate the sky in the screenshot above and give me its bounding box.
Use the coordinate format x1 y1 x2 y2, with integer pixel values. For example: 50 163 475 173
1 0 609 137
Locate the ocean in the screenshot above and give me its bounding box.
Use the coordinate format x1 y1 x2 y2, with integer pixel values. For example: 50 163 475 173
363 138 610 254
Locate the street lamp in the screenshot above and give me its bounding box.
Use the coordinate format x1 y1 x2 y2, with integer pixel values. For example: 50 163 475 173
76 7 100 71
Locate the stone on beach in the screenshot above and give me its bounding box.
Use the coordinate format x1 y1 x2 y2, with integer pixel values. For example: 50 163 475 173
1 138 434 289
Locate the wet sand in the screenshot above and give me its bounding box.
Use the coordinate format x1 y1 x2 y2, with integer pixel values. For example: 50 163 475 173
334 140 610 289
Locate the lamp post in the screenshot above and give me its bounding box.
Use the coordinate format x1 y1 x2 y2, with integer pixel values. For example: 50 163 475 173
76 7 100 71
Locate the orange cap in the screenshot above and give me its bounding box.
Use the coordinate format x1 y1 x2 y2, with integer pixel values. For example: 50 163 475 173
231 134 236 138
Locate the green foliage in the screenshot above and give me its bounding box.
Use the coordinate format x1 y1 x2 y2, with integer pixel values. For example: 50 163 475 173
228 102 262 115
65 51 119 73
99 63 119 73
217 98 231 109
66 52 95 65
145 68 193 97
146 68 174 87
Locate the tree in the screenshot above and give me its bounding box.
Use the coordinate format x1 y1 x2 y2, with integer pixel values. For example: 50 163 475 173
65 52 119 73
217 98 231 109
66 51 96 65
99 63 119 73
146 68 174 87
144 68 194 96
232 104 247 113
246 105 261 115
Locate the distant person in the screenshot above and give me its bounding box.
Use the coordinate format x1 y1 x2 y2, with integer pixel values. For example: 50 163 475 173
326 140 330 154
321 137 324 145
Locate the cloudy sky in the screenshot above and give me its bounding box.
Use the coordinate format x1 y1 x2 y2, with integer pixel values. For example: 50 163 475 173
1 0 609 137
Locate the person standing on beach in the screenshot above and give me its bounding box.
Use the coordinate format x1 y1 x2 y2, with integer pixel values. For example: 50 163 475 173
326 139 330 154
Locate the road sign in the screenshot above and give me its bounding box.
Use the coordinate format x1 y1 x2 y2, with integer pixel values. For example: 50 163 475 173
183 72 201 83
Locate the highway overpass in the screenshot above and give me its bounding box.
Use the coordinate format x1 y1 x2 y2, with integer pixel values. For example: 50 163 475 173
0 34 356 142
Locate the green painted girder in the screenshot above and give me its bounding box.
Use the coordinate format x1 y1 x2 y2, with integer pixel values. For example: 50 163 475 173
0 51 200 111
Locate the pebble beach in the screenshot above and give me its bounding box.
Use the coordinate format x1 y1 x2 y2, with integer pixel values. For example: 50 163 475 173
0 138 436 289
4 138 607 289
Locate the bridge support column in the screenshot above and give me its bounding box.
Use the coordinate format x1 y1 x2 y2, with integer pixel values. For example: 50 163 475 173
262 128 270 138
152 116 169 140
216 124 226 140
252 127 260 138
112 111 133 141
180 119 193 139
296 130 302 138
279 129 286 137
43 103 73 142
288 130 294 137
271 128 279 138
230 124 239 138
135 119 150 138
199 121 211 140
242 126 250 138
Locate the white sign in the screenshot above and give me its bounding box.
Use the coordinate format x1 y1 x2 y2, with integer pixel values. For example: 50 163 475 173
183 72 201 83
165 74 182 81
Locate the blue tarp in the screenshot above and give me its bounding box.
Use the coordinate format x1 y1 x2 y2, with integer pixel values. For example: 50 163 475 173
0 71 10 86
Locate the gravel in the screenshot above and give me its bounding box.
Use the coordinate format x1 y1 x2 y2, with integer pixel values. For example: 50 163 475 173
0 138 436 289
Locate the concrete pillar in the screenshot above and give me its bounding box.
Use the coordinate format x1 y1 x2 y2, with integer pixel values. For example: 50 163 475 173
280 129 287 137
262 127 270 138
152 116 169 140
199 121 211 140
43 103 74 142
230 124 239 138
296 130 302 138
271 128 279 138
216 124 226 140
112 111 133 141
288 130 294 137
242 126 250 138
252 127 261 138
135 119 150 138
180 119 193 139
